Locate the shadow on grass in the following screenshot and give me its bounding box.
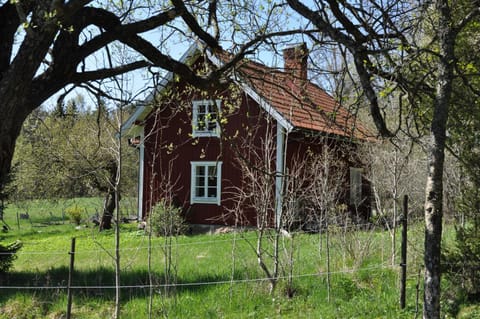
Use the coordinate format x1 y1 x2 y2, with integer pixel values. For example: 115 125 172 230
0 266 241 304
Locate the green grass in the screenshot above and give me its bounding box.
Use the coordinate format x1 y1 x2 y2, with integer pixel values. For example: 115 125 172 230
0 199 476 318
2 197 138 228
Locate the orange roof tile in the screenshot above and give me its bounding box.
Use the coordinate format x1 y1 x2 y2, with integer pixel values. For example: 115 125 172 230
215 51 371 140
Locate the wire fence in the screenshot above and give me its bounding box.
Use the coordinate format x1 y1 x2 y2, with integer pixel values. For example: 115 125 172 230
0 263 398 290
0 223 428 293
0 214 434 319
0 215 427 257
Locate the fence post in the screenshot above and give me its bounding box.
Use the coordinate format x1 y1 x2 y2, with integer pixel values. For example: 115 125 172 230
400 195 408 309
67 237 76 319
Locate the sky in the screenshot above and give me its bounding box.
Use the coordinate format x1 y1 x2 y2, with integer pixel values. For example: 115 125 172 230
38 1 329 112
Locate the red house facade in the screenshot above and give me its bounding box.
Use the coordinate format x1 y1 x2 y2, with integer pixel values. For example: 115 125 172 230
123 43 371 228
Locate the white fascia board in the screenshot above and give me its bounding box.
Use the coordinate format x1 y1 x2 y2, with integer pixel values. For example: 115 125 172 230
237 82 294 132
120 103 152 136
275 124 285 229
207 51 294 133
137 127 145 220
121 43 200 135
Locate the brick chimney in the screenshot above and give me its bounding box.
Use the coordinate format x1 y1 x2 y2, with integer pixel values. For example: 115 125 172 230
283 43 308 81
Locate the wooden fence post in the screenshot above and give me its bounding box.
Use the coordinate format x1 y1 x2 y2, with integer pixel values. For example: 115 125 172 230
400 195 408 309
67 237 76 319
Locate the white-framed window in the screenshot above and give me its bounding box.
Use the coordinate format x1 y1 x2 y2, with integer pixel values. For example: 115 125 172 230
192 100 221 137
350 167 363 206
190 161 222 205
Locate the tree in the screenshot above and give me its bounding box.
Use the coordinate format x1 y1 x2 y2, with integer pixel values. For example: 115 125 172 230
440 5 480 314
9 96 138 232
362 137 426 265
285 0 480 317
0 0 293 197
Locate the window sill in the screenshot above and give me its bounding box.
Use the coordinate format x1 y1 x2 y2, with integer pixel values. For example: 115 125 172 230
192 131 220 138
191 198 220 205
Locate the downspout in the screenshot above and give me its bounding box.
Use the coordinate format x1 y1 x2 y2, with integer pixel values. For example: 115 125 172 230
137 128 145 221
275 123 286 228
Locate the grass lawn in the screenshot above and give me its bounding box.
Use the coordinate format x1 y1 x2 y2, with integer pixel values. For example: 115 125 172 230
0 198 473 318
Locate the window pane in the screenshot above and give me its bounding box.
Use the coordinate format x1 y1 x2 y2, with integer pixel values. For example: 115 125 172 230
197 114 206 131
191 162 221 203
207 119 217 131
350 168 362 205
208 166 216 176
195 187 205 197
208 176 216 187
196 166 205 176
196 176 205 188
198 104 206 114
208 104 216 113
207 187 217 198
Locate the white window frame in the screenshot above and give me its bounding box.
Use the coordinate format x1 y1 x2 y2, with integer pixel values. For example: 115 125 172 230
349 167 363 206
190 161 222 205
192 99 221 137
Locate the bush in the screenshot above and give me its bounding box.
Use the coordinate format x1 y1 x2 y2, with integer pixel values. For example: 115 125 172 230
147 200 187 236
0 240 22 273
442 225 480 298
65 205 84 225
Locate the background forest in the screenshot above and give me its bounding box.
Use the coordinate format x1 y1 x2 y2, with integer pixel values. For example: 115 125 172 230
5 97 138 215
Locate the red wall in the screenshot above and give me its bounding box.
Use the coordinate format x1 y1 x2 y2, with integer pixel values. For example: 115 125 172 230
141 79 273 226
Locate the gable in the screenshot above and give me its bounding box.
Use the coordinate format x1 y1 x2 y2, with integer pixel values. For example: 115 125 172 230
123 43 371 142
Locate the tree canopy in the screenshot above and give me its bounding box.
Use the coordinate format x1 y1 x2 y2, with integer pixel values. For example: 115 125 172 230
0 0 292 191
9 96 137 203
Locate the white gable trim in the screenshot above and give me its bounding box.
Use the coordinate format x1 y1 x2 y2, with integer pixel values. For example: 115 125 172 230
275 124 286 229
137 127 145 220
237 82 294 132
207 52 294 133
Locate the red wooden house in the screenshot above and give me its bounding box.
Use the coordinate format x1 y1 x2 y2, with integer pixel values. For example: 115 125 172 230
123 43 371 228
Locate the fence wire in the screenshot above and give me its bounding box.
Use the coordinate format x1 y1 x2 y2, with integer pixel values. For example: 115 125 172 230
0 263 396 290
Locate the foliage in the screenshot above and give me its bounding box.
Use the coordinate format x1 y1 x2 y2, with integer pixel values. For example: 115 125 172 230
147 200 187 237
443 225 480 291
440 15 480 310
442 171 480 315
65 205 84 225
442 225 480 315
8 99 138 202
0 240 22 273
442 187 480 295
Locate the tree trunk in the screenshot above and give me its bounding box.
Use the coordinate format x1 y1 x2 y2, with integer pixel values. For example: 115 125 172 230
0 106 31 191
423 131 446 319
423 1 455 318
99 161 119 231
99 190 116 230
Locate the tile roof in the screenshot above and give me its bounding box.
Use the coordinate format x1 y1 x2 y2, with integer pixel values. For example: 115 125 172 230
215 51 371 140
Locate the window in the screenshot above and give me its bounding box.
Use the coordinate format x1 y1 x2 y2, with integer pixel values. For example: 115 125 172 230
350 167 363 206
191 161 222 205
192 100 221 137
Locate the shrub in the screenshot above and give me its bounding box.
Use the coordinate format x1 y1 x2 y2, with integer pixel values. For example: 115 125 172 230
442 183 480 302
147 200 187 236
442 225 480 298
0 240 22 273
65 205 84 225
